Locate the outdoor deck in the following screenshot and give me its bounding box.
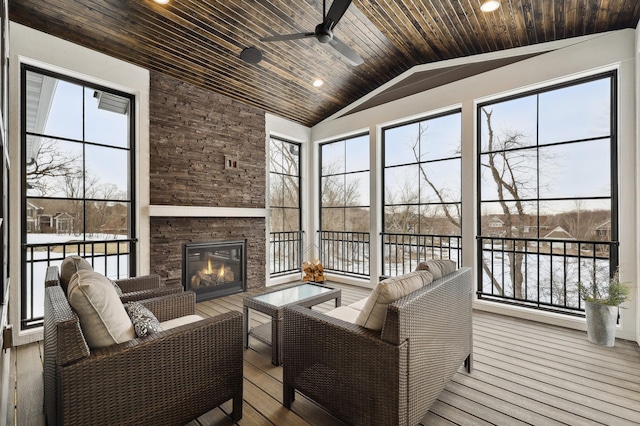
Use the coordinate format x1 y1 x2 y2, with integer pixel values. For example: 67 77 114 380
8 282 640 425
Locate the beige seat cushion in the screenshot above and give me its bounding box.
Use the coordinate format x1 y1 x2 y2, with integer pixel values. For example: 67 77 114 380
60 256 93 292
67 269 135 349
160 314 204 330
415 259 457 280
325 306 362 324
355 272 432 330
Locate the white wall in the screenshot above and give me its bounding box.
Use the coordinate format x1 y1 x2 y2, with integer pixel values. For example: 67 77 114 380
8 23 150 344
312 30 639 341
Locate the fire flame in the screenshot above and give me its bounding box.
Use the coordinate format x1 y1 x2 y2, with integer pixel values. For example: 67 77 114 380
207 259 213 274
217 265 226 279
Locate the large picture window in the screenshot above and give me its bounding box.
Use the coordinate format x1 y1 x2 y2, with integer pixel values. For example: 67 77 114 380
477 73 617 315
382 111 462 276
319 134 370 276
269 137 301 275
21 65 136 328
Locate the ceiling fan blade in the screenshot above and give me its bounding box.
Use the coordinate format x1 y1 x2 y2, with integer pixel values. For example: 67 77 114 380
325 0 352 27
260 32 315 42
328 36 363 66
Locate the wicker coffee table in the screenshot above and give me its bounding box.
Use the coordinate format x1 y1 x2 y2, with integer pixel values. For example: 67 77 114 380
243 282 341 365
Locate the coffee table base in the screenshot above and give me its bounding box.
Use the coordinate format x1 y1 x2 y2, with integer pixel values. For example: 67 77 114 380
244 283 341 365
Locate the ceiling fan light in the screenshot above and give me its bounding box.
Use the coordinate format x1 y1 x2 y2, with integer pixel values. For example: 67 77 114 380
153 0 170 4
480 0 500 12
313 79 324 87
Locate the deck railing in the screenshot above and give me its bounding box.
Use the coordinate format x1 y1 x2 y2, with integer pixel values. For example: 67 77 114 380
381 233 462 277
269 231 303 276
476 236 618 315
319 231 370 277
22 238 136 329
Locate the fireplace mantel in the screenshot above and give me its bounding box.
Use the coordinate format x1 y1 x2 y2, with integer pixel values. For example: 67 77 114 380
148 205 267 218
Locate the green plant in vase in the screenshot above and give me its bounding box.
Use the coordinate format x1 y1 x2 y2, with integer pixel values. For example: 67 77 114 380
577 266 630 347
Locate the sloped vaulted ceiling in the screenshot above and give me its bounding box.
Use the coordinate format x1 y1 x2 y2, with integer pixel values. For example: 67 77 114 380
9 0 640 127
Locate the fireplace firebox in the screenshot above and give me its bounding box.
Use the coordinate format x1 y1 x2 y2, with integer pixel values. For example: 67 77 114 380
182 240 246 302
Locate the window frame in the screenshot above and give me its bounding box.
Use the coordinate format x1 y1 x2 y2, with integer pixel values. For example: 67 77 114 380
381 109 463 276
20 64 137 328
475 71 618 314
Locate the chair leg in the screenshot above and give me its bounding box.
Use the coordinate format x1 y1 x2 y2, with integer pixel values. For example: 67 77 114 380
464 353 473 373
283 383 295 409
231 395 243 422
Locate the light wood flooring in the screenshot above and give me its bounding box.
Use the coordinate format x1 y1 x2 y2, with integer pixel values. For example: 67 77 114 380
7 282 640 425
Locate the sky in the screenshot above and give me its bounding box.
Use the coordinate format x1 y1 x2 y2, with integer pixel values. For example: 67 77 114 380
36 75 130 196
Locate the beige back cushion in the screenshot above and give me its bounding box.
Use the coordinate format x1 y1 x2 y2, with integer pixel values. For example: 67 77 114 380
415 259 457 280
60 256 93 292
355 272 432 330
67 269 135 349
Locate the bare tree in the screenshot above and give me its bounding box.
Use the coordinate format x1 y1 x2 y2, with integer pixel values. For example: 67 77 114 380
269 140 300 232
26 138 81 195
477 107 543 298
411 122 461 230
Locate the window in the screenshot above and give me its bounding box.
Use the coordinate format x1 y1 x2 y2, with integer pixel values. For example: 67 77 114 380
21 65 136 329
477 73 617 315
382 111 462 276
319 134 370 276
269 137 301 275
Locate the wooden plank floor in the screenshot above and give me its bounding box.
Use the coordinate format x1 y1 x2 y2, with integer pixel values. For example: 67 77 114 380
9 282 640 425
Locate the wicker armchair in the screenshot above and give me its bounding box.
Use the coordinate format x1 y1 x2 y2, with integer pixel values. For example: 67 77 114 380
45 265 183 302
44 286 243 425
282 267 472 426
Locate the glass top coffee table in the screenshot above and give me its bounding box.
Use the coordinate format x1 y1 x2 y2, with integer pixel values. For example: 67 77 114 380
243 283 341 365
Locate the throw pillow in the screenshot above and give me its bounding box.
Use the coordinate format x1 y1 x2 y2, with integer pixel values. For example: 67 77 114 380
59 256 93 293
415 259 457 280
67 269 135 349
355 272 431 330
125 302 162 337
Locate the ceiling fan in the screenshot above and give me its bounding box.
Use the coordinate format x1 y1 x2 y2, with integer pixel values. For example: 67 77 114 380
259 0 364 66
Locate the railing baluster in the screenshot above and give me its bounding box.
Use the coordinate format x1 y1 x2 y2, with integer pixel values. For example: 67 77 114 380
23 237 135 329
474 236 616 316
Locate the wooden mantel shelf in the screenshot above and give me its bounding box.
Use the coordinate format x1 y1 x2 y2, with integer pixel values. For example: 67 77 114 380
148 205 267 218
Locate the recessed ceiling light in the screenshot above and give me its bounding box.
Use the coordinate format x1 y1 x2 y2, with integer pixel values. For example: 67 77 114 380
154 0 170 4
480 0 500 12
313 79 324 87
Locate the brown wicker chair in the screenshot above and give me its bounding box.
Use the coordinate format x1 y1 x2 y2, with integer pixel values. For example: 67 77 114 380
282 267 472 426
45 265 183 302
44 286 243 426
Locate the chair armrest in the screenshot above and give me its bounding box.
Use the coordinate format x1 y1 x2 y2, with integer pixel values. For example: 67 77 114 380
282 305 403 425
45 286 91 366
136 291 197 322
118 284 183 303
59 311 243 426
114 274 161 292
45 266 61 288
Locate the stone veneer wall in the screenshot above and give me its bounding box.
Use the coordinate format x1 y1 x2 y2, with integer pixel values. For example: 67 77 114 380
148 71 266 290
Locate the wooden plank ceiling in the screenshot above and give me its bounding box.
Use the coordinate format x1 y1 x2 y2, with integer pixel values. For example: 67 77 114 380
10 0 640 127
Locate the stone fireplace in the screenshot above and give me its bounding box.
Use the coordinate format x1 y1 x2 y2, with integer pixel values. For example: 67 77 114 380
148 72 267 296
182 240 246 301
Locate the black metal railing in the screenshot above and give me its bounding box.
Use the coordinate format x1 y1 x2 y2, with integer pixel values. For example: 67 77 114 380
381 233 462 277
319 231 370 277
22 238 136 329
476 236 618 316
269 231 303 276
